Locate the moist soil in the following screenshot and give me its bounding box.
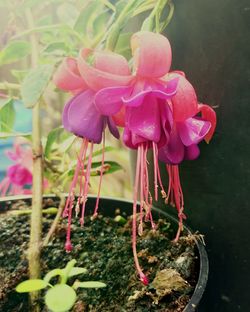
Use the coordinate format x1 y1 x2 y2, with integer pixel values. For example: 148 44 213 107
0 198 199 312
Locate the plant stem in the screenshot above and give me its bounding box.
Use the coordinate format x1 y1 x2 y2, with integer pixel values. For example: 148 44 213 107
0 82 20 91
25 8 43 312
43 193 65 247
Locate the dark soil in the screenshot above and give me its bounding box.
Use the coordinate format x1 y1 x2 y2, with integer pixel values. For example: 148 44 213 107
0 198 199 312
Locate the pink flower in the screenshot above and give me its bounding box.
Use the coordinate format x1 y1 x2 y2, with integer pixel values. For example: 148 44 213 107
0 139 33 196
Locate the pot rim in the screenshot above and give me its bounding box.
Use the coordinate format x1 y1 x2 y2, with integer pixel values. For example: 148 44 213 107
0 194 208 312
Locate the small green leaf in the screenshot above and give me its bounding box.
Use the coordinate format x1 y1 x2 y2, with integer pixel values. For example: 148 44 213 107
74 1 101 34
21 64 54 108
0 41 31 66
16 279 48 293
58 135 76 153
0 98 15 132
45 127 64 159
73 281 106 289
45 284 76 312
67 267 88 278
43 42 69 55
43 269 64 284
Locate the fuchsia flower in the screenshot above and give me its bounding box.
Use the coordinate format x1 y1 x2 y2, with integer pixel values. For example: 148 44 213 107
53 50 132 252
55 30 217 285
0 138 33 196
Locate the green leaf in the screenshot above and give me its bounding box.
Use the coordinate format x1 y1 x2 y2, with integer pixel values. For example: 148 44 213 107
21 64 54 108
45 284 76 312
74 1 101 34
16 279 48 293
45 127 64 159
58 135 76 154
43 42 69 55
43 269 64 284
115 32 132 59
0 41 31 66
0 98 15 133
67 267 88 278
73 281 106 289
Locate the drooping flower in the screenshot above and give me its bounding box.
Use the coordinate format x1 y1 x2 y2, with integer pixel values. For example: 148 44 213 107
53 51 131 252
158 72 217 241
0 138 33 196
94 31 180 284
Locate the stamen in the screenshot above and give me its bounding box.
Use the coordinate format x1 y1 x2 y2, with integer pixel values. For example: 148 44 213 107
64 138 88 252
132 144 148 285
152 142 158 201
0 178 10 196
93 133 106 219
80 141 94 226
166 164 185 242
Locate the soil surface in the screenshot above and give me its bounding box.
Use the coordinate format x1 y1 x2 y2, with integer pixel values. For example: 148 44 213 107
0 198 199 311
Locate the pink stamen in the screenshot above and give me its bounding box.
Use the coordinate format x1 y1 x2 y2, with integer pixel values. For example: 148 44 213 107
80 141 94 226
93 133 106 219
64 138 88 252
166 164 185 242
132 144 148 285
152 142 158 201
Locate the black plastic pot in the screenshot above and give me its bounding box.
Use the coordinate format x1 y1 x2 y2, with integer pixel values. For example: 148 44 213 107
0 195 208 311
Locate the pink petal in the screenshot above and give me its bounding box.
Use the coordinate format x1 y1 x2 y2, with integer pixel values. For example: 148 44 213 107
123 77 178 107
158 126 185 165
113 105 125 127
77 49 132 91
127 95 161 143
95 86 131 115
131 31 172 78
53 57 88 92
185 144 200 160
178 117 211 146
107 117 120 139
167 72 199 122
198 104 217 143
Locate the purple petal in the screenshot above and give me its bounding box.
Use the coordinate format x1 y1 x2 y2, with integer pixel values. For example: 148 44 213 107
107 117 120 139
95 86 131 115
63 90 105 143
177 117 211 146
158 126 185 164
185 144 200 160
127 94 161 143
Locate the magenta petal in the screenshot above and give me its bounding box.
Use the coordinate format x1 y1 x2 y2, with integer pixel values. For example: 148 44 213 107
158 126 185 164
63 90 105 143
95 86 131 115
123 77 178 107
185 144 200 160
178 117 211 146
107 117 120 139
127 95 161 142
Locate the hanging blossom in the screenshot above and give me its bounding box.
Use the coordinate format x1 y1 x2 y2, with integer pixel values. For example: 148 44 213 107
158 71 217 241
0 138 33 196
94 31 217 284
94 31 181 285
53 51 132 252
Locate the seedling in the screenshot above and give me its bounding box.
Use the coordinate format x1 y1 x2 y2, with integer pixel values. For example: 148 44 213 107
16 259 106 312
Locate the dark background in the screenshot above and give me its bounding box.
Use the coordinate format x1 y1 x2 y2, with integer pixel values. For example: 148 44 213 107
158 0 250 311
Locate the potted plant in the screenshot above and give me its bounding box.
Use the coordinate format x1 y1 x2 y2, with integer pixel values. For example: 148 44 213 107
0 1 215 311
